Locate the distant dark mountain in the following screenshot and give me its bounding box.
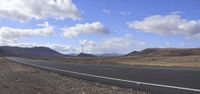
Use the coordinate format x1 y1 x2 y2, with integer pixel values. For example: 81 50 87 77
66 53 77 56
126 48 200 57
0 46 65 58
96 53 122 57
77 53 96 57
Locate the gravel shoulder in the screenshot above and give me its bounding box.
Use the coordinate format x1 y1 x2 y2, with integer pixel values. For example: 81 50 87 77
0 57 149 94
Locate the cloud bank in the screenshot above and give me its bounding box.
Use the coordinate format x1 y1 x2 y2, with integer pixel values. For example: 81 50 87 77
77 35 147 54
0 22 53 44
0 0 81 22
127 14 200 39
63 22 109 38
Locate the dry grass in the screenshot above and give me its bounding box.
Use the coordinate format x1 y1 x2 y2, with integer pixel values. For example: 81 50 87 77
115 55 200 68
31 55 200 69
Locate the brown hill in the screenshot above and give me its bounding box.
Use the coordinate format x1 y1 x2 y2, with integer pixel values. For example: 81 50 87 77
0 46 65 58
126 48 200 57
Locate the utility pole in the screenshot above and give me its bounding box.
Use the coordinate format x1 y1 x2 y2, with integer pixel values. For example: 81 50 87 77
81 44 84 53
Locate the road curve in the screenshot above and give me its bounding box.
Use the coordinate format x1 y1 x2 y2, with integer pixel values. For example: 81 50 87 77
6 57 200 94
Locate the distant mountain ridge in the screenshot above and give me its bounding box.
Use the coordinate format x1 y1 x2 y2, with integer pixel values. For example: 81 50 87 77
0 46 65 58
126 48 200 57
77 53 96 57
96 53 122 57
1 46 200 58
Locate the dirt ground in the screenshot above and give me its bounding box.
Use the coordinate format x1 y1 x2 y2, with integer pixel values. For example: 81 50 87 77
0 57 149 94
112 55 200 68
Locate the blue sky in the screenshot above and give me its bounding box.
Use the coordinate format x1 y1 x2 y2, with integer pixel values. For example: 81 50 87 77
0 0 199 54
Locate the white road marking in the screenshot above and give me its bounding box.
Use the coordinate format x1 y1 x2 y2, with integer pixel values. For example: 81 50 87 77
7 57 200 92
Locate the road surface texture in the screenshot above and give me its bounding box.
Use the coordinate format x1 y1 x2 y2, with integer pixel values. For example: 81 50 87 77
0 57 146 94
7 57 200 94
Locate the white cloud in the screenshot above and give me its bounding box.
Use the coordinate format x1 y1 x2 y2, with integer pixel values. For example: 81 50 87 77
79 40 96 46
44 43 75 53
127 14 200 39
180 43 186 47
139 41 147 46
0 0 81 22
165 41 171 46
120 11 131 16
102 9 111 14
63 22 109 38
0 21 53 44
80 37 132 54
78 40 96 53
78 35 148 54
101 37 131 49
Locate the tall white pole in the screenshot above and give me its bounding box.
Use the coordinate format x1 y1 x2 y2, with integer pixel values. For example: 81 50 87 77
82 44 84 53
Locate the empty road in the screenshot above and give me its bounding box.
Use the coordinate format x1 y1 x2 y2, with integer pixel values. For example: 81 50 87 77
7 57 200 94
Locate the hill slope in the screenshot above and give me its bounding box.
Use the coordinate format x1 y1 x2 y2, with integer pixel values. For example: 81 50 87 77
126 48 200 57
0 46 65 58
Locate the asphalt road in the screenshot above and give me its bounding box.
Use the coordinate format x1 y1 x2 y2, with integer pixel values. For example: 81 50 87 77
6 57 200 94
